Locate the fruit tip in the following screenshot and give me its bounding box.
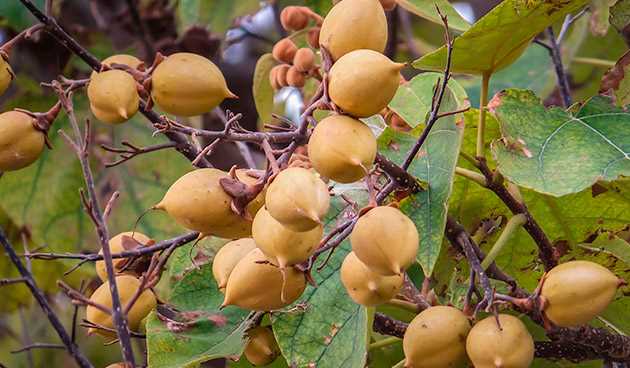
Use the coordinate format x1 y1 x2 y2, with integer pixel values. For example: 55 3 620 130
226 89 239 99
152 202 165 211
117 107 129 120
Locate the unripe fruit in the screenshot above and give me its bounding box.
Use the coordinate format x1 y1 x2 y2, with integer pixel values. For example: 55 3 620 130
91 54 143 78
155 168 246 236
0 111 45 172
308 114 376 183
403 306 470 368
293 48 315 72
95 231 153 281
328 49 404 117
466 314 534 368
212 238 257 291
86 275 157 337
252 207 323 268
380 0 397 11
319 0 387 60
340 251 402 306
280 6 310 31
541 260 621 327
87 70 139 124
265 167 330 231
351 206 418 275
0 56 13 96
307 27 321 49
152 52 236 116
222 248 306 311
286 67 305 88
244 326 280 366
272 38 298 64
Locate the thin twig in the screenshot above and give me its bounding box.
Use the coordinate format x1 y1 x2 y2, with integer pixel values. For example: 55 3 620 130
545 27 572 107
11 343 66 354
101 141 177 168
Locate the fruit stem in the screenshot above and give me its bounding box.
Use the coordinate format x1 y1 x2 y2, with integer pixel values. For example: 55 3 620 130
481 214 528 270
476 72 491 159
368 336 401 351
572 56 615 68
386 299 421 313
366 306 376 348
392 358 406 368
454 167 487 186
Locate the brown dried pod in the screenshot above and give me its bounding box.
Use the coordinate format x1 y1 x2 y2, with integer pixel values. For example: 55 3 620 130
286 67 306 88
307 27 321 49
280 6 311 31
293 48 316 72
272 38 298 64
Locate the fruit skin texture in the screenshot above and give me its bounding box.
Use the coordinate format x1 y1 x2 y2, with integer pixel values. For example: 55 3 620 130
280 6 310 31
86 275 157 337
96 231 153 281
272 38 298 64
403 306 470 368
151 52 236 116
351 206 419 275
212 238 257 291
0 111 45 171
244 326 280 366
265 167 330 232
319 0 387 61
340 251 402 306
252 207 323 268
541 260 620 327
0 56 13 96
222 248 306 311
328 49 404 118
88 70 139 124
466 314 534 368
293 48 315 72
308 114 376 183
286 66 305 88
91 54 143 78
155 168 248 237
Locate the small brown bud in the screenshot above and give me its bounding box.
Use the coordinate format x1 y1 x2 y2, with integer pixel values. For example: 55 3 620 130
293 48 315 72
280 6 311 31
286 66 306 88
272 38 298 64
269 66 281 90
307 27 321 49
379 0 397 11
270 64 290 90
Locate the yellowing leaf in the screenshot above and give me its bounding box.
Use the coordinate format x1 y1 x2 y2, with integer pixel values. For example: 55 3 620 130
396 0 470 32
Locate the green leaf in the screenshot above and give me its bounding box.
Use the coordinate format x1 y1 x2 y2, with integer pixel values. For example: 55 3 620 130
271 190 369 368
252 54 276 125
589 0 614 36
601 50 630 106
396 0 470 32
176 0 260 34
378 73 465 275
0 0 44 30
413 0 589 75
611 0 630 37
490 89 630 197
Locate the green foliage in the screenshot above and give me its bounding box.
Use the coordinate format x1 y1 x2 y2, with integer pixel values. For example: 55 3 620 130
0 0 44 30
252 53 276 125
176 0 260 34
395 0 471 32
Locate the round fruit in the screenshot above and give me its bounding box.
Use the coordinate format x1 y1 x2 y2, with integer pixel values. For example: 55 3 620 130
265 167 330 231
541 260 621 327
403 306 470 368
328 49 404 117
286 66 305 88
272 38 298 64
319 0 387 60
95 231 153 281
151 52 236 116
252 207 323 268
244 326 280 366
91 54 143 78
0 111 45 171
155 168 245 236
340 251 403 306
0 55 13 96
350 206 418 275
86 275 157 337
293 48 315 72
87 70 139 124
308 114 376 183
212 238 257 291
222 248 306 311
280 6 310 31
466 314 534 368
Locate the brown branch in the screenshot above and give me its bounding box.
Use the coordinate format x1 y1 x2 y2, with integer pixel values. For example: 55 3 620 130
11 343 66 354
101 141 177 168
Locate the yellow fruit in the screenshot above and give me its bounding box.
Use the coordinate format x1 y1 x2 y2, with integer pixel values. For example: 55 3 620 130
350 206 418 275
212 238 257 291
87 70 139 124
152 52 236 116
235 168 266 217
328 49 404 117
91 54 143 78
244 326 280 366
541 260 621 327
466 314 534 368
340 251 403 306
293 48 315 72
403 306 470 368
0 56 13 96
211 217 254 240
222 248 306 311
95 231 153 281
0 111 45 171
86 275 157 337
308 114 376 183
252 207 323 268
319 0 387 60
265 167 330 231
155 168 245 236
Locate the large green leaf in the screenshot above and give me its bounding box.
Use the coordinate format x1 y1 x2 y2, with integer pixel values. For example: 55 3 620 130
0 0 44 30
271 190 369 368
252 53 276 125
378 73 465 275
413 0 590 75
176 0 260 34
490 90 630 197
396 0 470 32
